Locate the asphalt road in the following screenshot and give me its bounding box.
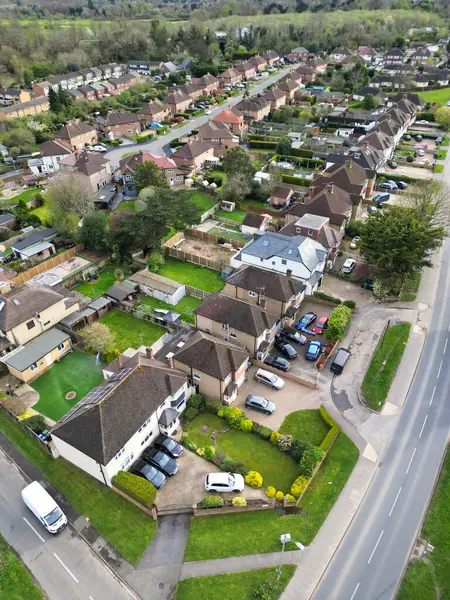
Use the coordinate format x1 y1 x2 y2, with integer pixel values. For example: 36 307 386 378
0 450 136 600
312 234 450 594
105 65 294 167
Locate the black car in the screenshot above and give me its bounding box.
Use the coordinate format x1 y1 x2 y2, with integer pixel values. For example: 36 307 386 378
142 448 179 476
131 458 167 489
275 338 298 359
153 434 184 459
296 312 317 331
396 181 408 190
278 328 307 345
264 355 290 372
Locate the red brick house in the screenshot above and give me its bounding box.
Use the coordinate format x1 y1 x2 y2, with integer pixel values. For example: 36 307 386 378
212 109 247 136
172 141 215 173
219 68 242 88
103 111 141 140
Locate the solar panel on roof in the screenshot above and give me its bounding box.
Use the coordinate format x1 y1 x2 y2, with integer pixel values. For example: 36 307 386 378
108 367 132 382
262 240 269 247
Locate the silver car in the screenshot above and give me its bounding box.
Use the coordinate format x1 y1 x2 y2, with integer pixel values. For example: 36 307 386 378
245 395 276 415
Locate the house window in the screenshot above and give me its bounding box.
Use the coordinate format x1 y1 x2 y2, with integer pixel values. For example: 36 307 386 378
230 332 237 339
141 432 152 446
221 323 228 330
308 229 313 236
193 373 201 381
121 453 134 470
138 417 152 433
26 320 35 330
281 259 287 265
248 290 257 297
171 391 185 409
114 447 126 460
296 227 301 233
29 363 38 372
272 261 275 265
57 343 65 351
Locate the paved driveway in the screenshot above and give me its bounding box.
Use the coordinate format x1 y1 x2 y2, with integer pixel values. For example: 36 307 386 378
320 273 373 307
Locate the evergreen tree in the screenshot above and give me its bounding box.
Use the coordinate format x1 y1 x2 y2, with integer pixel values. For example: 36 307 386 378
48 87 61 113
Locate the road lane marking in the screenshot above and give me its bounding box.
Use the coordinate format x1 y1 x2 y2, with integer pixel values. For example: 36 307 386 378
406 448 417 474
23 517 45 543
444 339 448 354
367 531 384 564
89 597 95 600
430 386 436 407
350 583 360 600
437 361 443 378
53 553 79 583
389 487 402 517
419 415 428 438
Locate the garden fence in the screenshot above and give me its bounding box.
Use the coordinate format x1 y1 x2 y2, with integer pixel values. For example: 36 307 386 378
185 286 212 301
167 247 224 271
0 403 52 453
189 227 246 249
11 245 84 285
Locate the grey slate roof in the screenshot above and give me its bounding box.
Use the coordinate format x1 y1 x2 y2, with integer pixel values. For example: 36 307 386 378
226 266 305 302
88 296 112 311
0 214 16 226
105 281 137 302
158 407 178 426
128 270 184 295
2 328 69 372
13 228 56 252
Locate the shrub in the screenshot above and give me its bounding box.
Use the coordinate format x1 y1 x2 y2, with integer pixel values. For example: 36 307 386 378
201 495 224 508
196 447 206 457
245 471 263 488
112 471 156 507
345 219 365 238
220 456 247 476
270 430 280 445
265 486 276 498
290 147 313 158
253 579 277 600
207 398 223 414
253 424 273 440
319 406 339 429
289 439 312 462
343 300 356 309
320 427 339 453
180 433 197 452
203 445 216 460
275 491 284 501
232 497 247 507
326 305 352 341
290 475 311 498
281 174 312 187
299 446 324 477
249 140 277 150
187 394 206 411
217 236 226 245
314 291 341 305
23 415 46 434
277 433 293 452
284 494 296 503
406 154 414 163
184 407 199 421
240 418 253 433
222 406 245 429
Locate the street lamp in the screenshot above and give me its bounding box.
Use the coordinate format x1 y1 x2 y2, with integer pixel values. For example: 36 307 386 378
276 533 305 579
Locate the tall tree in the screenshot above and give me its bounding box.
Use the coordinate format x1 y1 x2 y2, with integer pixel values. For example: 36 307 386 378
48 87 61 113
79 211 109 251
435 107 450 130
47 173 94 236
276 136 292 156
81 323 116 356
222 146 255 180
133 160 168 192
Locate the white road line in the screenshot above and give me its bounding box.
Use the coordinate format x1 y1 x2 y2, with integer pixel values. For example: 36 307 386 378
350 582 360 600
53 553 79 583
430 386 436 407
448 324 450 332
444 339 448 354
437 361 443 378
367 531 384 564
406 447 417 474
419 414 428 438
389 487 402 517
23 517 45 543
89 597 95 600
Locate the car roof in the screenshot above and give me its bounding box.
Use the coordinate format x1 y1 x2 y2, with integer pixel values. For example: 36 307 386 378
309 340 321 347
343 258 355 265
317 316 328 322
208 472 231 484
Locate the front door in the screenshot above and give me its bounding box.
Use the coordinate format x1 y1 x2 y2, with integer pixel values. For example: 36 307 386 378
44 353 53 366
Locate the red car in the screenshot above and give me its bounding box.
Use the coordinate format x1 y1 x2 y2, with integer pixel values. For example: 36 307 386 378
312 316 328 335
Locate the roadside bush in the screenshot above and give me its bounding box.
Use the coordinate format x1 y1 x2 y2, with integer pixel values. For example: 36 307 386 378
265 486 276 498
187 394 206 411
184 407 199 421
343 300 356 309
245 471 263 488
345 220 365 238
23 415 46 434
206 398 223 414
289 439 312 462
275 491 284 501
277 434 293 452
203 445 216 460
232 497 247 507
290 475 311 498
320 428 340 453
240 418 253 433
270 430 280 445
253 579 277 600
299 446 324 477
284 494 296 503
314 291 341 305
326 305 352 341
319 406 339 429
201 495 224 508
222 406 245 429
406 154 414 163
180 433 197 452
112 471 156 507
253 424 273 440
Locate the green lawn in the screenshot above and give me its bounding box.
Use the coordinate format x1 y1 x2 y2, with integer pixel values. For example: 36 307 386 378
397 452 450 600
175 566 296 600
188 190 217 214
115 200 136 212
279 410 331 447
29 201 52 226
159 257 225 292
184 413 298 491
214 208 247 223
7 188 41 204
75 268 117 298
100 310 166 352
139 295 202 324
436 149 448 160
31 351 104 421
434 164 444 173
184 433 359 561
361 322 411 411
210 226 246 242
0 534 44 600
418 88 450 105
0 411 157 565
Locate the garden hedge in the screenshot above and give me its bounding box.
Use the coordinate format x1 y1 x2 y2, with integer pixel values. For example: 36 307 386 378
281 174 312 187
314 291 342 305
290 147 314 159
319 406 341 453
326 305 352 341
201 496 224 508
377 173 419 184
249 140 277 149
112 471 156 507
278 154 325 168
299 446 323 477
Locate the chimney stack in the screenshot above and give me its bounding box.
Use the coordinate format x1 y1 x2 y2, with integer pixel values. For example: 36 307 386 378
118 354 126 368
167 356 174 369
146 347 154 360
286 269 292 278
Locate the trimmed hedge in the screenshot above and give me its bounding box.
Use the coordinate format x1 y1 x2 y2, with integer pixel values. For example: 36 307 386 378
319 406 341 453
290 147 314 159
135 133 153 143
326 305 352 341
299 446 323 477
249 140 277 149
377 173 419 184
112 471 156 507
252 423 273 440
343 300 356 309
184 407 199 421
201 495 224 508
314 291 342 305
281 174 312 187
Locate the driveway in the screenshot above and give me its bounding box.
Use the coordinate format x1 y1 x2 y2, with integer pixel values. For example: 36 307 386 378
383 164 433 180
237 365 321 430
320 273 373 307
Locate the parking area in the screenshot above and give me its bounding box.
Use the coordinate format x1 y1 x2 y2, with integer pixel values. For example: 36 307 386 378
382 164 433 180
320 273 374 306
332 253 373 280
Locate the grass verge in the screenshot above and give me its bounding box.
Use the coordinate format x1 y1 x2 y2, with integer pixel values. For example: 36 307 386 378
175 566 296 600
100 309 166 352
278 409 331 447
0 533 44 600
433 164 444 173
159 257 225 292
418 88 450 105
0 411 157 564
361 322 411 411
184 433 359 561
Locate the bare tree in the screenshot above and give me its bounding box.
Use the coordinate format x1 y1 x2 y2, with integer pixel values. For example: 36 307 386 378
47 173 94 236
402 181 450 227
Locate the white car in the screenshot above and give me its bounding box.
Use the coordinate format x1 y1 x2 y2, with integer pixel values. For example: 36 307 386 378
204 109 211 115
93 145 107 153
341 258 356 274
416 149 425 157
205 472 245 493
86 145 95 151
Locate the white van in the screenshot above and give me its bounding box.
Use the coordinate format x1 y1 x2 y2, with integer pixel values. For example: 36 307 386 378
21 481 67 534
254 368 285 390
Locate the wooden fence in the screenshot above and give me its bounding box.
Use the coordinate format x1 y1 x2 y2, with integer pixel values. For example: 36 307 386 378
185 285 212 301
167 247 224 271
189 227 246 249
12 245 84 284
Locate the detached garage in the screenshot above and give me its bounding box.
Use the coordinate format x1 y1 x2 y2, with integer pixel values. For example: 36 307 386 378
129 269 186 306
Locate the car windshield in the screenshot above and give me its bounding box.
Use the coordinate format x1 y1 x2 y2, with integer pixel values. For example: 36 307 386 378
164 438 176 450
142 464 158 479
227 475 235 486
260 398 268 407
44 507 63 526
158 453 170 466
270 374 278 383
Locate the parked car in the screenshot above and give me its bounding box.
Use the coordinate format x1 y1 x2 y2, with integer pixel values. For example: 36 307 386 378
437 136 443 144
153 434 183 459
93 145 107 153
403 134 412 141
341 258 356 274
389 161 398 169
378 182 397 191
150 122 164 129
274 339 298 359
86 145 95 151
204 109 211 115
416 149 425 157
264 355 291 372
312 316 328 334
305 340 322 360
361 278 374 290
330 348 351 374
131 459 166 489
296 312 317 331
373 193 390 203
21 481 67 534
254 368 285 389
141 447 178 476
245 394 276 415
205 472 244 493
368 206 378 215
415 134 423 142
350 236 360 249
278 328 307 345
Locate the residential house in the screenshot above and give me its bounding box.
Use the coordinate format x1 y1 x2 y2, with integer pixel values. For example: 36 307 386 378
128 269 186 306
138 100 170 124
197 121 239 151
191 73 220 95
233 97 270 122
269 186 294 209
219 68 242 88
127 60 163 74
285 184 353 230
262 51 280 66
224 265 305 322
240 213 272 237
68 89 86 101
171 84 204 102
55 120 97 151
78 86 97 101
0 214 17 229
103 111 141 139
163 92 192 115
79 68 100 84
294 65 316 82
212 109 246 136
119 151 184 188
101 81 117 95
263 88 286 111
108 73 138 94
370 75 407 90
278 78 299 102
247 55 267 72
352 86 381 101
0 282 79 346
0 88 32 105
98 64 113 79
32 81 51 97
51 353 192 486
340 55 363 71
309 56 327 73
1 328 71 383
12 228 57 262
383 48 405 65
236 61 257 80
230 231 327 295
357 46 377 63
0 97 49 120
162 62 178 77
312 161 369 201
31 139 72 175
171 141 215 173
172 329 249 404
59 151 112 192
91 83 107 100
279 213 343 264
329 47 353 63
194 293 280 359
287 47 309 62
410 47 432 65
